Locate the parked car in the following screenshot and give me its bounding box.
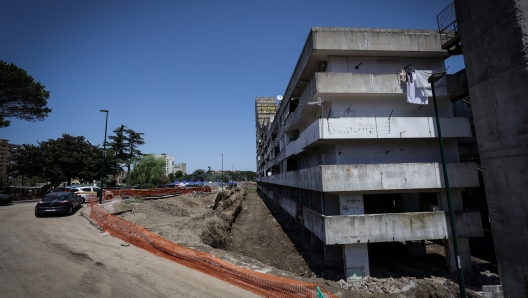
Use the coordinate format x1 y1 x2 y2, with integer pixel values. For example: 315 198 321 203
0 194 14 205
54 186 76 192
68 186 102 203
35 192 82 217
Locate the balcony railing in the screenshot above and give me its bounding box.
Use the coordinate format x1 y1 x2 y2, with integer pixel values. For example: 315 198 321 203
437 2 461 52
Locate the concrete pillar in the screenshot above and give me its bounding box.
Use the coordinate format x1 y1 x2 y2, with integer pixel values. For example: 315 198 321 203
343 243 370 281
339 194 370 281
401 193 421 212
454 0 528 295
444 238 472 273
437 190 472 272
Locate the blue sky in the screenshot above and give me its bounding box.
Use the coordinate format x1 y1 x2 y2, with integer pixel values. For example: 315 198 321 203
0 0 462 173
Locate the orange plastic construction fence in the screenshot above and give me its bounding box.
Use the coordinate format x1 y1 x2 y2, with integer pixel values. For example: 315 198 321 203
89 202 335 298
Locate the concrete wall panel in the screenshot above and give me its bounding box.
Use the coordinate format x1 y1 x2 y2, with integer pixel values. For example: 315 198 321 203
280 196 297 218
260 162 478 192
312 28 447 54
323 210 481 244
317 73 404 94
321 162 478 192
303 207 326 241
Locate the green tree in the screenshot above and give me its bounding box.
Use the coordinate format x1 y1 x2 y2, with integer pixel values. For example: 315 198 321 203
25 176 47 186
189 169 206 182
173 170 183 180
0 60 51 128
107 125 128 175
11 134 117 187
124 129 145 178
107 126 145 180
168 172 176 182
157 175 169 186
127 154 164 186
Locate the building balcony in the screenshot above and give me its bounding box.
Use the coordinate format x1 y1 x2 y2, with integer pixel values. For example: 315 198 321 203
257 162 479 192
302 207 483 244
281 72 454 134
284 117 471 157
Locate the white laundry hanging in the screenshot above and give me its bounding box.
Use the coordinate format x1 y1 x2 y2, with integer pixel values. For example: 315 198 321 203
414 70 447 97
406 72 428 104
406 70 447 104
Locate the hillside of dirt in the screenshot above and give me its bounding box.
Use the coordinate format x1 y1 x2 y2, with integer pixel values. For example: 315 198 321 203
116 188 500 297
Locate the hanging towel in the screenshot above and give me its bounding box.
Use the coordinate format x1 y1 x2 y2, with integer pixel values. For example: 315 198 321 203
414 70 447 97
406 72 428 104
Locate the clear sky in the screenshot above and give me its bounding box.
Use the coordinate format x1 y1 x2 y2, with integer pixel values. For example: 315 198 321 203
0 0 463 173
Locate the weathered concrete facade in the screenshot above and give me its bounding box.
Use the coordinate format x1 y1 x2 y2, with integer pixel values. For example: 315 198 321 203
256 27 483 282
455 0 528 296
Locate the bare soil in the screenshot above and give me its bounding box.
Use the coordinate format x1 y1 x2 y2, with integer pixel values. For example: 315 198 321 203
116 188 500 297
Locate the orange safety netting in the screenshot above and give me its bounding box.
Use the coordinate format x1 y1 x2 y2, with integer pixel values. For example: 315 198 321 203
88 201 335 298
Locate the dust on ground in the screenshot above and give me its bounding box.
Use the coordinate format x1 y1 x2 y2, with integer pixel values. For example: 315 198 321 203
116 188 500 297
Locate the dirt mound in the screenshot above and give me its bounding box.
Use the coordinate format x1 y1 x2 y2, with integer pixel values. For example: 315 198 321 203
118 189 247 251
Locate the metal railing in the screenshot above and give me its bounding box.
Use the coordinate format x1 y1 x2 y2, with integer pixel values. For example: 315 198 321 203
437 2 460 50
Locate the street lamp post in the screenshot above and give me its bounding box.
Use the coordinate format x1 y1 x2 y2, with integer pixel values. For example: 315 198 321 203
99 110 109 204
429 72 466 298
220 154 223 191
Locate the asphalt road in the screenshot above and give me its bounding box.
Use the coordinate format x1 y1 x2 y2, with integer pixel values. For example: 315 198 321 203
0 202 258 298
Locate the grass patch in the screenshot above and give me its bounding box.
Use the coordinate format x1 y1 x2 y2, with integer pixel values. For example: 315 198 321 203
246 187 257 193
115 197 144 212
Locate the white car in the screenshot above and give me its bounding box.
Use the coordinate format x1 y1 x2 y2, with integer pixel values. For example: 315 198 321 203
69 186 101 203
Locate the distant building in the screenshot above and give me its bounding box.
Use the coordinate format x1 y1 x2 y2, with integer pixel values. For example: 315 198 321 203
155 154 174 176
0 139 9 184
0 139 22 185
173 162 186 174
155 154 186 175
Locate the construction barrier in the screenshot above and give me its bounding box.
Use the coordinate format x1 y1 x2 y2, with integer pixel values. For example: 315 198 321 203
88 201 334 298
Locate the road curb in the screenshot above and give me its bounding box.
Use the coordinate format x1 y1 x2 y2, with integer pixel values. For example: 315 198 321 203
80 206 103 232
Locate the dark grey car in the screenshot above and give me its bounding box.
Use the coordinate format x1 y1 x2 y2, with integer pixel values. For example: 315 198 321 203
35 192 82 217
0 194 13 205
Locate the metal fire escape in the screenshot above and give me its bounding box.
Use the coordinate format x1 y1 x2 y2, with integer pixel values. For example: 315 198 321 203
437 2 462 56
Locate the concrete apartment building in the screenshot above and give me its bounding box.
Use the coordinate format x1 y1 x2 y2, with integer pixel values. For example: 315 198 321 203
156 154 175 176
173 162 186 175
155 154 186 176
255 27 484 282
